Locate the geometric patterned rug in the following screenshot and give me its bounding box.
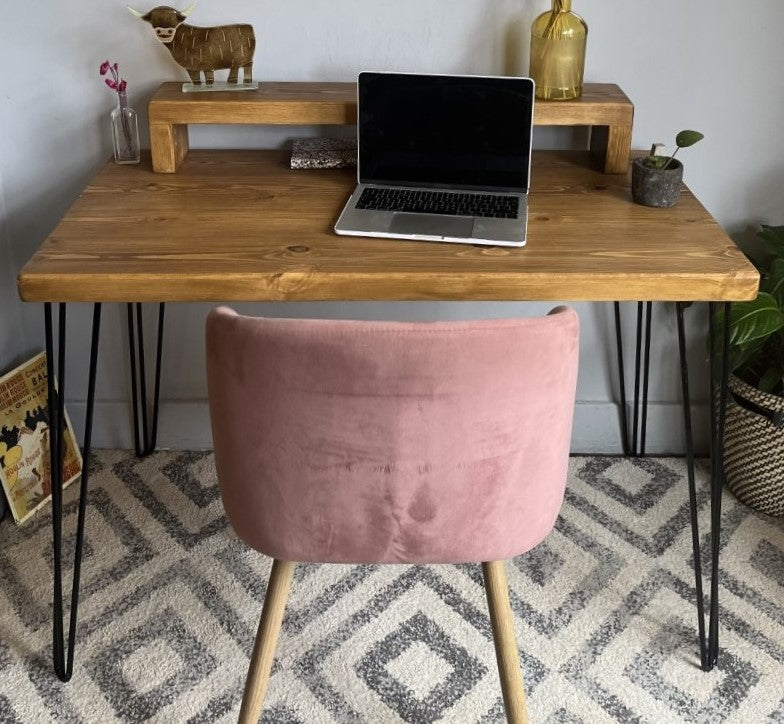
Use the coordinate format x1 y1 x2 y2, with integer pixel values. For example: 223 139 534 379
1 451 783 723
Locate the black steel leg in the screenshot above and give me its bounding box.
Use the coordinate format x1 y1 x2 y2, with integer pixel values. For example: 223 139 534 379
614 303 631 455
614 301 653 456
632 302 643 454
126 303 165 457
676 301 729 671
708 302 730 667
45 303 102 681
640 302 653 456
676 302 708 669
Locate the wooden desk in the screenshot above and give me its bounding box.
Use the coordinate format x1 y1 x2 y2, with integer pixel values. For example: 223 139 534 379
19 150 756 303
17 150 758 681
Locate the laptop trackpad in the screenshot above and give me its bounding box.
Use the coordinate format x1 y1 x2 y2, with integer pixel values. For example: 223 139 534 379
389 213 474 238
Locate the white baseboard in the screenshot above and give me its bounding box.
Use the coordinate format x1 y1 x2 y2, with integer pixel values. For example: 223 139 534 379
64 400 711 455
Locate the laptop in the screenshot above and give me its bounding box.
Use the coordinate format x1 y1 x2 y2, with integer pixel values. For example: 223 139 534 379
334 72 535 247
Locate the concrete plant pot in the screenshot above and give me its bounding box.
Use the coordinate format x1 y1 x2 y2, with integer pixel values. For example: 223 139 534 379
631 158 684 208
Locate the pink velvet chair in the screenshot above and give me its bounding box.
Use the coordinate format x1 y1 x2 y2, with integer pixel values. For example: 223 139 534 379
206 306 579 724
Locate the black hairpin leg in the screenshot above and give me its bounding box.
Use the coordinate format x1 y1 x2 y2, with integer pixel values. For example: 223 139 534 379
708 302 730 667
614 302 631 455
45 302 102 681
676 301 730 671
614 301 653 456
127 303 165 457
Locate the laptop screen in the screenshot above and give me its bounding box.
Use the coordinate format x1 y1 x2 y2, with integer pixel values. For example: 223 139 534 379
358 72 534 192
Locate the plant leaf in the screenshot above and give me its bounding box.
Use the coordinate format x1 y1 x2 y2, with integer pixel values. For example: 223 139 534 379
743 247 771 273
758 225 784 256
713 307 762 370
758 367 783 393
763 258 784 308
643 156 668 169
675 130 704 148
759 224 784 243
729 292 784 347
730 337 765 373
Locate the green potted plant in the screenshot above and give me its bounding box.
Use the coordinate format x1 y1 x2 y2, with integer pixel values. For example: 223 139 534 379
632 130 704 207
721 224 784 516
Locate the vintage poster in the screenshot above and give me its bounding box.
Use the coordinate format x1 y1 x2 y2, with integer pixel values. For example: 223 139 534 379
0 352 82 525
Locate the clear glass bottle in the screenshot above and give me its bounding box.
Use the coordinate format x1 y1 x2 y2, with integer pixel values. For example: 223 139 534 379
111 91 140 164
529 0 588 101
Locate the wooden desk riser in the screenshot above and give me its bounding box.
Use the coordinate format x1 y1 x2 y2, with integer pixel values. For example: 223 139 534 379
148 82 634 174
18 150 758 304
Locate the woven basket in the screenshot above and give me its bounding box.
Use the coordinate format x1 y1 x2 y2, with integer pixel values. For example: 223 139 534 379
724 374 784 516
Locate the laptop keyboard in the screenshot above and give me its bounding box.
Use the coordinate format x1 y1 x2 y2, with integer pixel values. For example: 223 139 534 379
356 187 519 219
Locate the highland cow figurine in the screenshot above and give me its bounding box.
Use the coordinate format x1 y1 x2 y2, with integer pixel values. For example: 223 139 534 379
129 3 255 87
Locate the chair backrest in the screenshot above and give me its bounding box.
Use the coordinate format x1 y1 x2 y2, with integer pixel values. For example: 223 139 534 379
206 306 579 565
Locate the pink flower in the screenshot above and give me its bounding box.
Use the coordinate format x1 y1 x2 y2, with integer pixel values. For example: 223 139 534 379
99 60 129 95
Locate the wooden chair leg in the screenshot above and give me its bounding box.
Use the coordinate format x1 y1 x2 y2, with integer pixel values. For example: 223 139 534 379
239 559 295 724
482 561 529 724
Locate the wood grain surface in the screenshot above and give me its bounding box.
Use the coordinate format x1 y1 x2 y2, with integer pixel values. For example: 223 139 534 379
147 81 634 173
148 81 632 127
18 150 758 303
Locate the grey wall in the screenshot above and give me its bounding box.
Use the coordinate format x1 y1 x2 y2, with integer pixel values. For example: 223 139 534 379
0 169 24 367
2 0 784 453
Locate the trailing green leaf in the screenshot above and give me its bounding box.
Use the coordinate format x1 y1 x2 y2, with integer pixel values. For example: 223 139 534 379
642 156 670 169
742 246 771 274
728 293 784 347
656 129 704 170
718 224 784 396
759 225 784 256
758 367 783 393
729 338 764 372
764 258 784 308
759 224 784 243
675 130 704 148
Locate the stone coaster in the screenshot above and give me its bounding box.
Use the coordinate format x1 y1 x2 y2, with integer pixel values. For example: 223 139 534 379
291 137 357 169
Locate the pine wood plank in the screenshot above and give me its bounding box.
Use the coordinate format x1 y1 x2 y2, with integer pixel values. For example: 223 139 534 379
149 82 358 125
148 81 632 126
590 123 634 174
18 150 758 304
147 81 633 173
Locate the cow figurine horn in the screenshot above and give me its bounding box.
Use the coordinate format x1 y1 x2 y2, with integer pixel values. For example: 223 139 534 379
127 4 194 18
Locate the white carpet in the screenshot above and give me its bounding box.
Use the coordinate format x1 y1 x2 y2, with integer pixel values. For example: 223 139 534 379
0 452 783 723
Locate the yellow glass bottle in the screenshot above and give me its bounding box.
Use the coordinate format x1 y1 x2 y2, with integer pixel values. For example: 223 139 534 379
529 0 587 100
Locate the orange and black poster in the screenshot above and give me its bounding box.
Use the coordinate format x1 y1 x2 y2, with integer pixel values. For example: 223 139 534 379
0 353 82 524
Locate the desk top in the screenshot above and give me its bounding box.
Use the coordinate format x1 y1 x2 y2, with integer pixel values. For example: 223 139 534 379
18 150 758 303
